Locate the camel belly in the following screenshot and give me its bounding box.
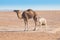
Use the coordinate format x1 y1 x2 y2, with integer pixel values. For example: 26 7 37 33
27 13 34 19
22 13 34 19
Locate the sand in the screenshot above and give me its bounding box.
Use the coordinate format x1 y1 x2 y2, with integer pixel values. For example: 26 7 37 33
0 10 60 40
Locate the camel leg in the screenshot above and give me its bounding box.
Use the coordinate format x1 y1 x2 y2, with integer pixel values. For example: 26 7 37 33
39 22 42 30
33 21 37 31
26 21 28 31
39 22 41 28
24 19 28 31
38 22 45 32
33 17 37 31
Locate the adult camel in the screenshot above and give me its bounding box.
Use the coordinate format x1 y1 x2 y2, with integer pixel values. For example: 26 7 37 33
14 9 37 31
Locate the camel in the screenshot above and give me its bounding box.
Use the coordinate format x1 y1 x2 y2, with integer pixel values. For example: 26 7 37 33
14 9 37 31
37 16 47 26
37 16 47 31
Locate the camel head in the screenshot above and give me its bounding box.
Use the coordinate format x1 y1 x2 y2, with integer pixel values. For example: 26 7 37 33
14 10 22 19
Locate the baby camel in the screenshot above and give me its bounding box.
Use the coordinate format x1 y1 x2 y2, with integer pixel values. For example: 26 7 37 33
37 16 47 28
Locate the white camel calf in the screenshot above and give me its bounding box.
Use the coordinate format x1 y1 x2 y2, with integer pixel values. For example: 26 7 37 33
37 16 47 27
37 16 47 31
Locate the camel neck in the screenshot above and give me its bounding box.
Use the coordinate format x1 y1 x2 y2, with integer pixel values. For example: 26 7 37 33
17 12 22 19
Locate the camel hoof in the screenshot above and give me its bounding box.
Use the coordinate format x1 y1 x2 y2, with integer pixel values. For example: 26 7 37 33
24 29 28 31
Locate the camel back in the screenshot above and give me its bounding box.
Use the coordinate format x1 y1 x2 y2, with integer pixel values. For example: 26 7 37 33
22 9 37 19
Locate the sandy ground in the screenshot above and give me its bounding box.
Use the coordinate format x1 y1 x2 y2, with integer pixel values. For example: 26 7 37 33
0 10 60 40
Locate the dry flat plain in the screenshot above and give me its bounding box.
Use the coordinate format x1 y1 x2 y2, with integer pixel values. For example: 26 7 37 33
0 10 60 40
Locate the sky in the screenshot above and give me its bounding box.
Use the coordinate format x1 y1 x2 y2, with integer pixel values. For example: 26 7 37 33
0 0 60 10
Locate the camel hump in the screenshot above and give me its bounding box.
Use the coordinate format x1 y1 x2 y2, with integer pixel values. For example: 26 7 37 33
27 9 33 11
27 9 36 15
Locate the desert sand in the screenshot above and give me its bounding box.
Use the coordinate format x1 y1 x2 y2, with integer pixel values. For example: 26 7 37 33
0 10 60 40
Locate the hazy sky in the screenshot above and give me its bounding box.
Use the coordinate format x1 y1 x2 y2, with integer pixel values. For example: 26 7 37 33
0 0 60 10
